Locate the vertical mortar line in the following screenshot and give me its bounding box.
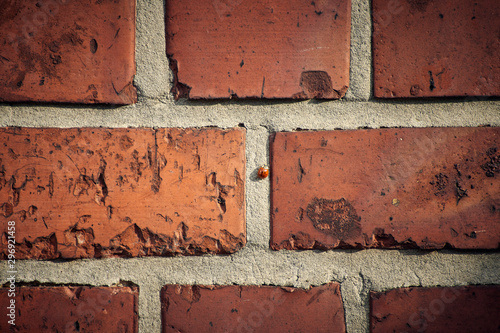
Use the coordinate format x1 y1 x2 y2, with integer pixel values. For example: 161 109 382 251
346 0 373 101
137 277 163 333
134 0 143 99
134 0 171 100
264 125 272 248
244 126 272 247
340 274 371 333
367 0 374 100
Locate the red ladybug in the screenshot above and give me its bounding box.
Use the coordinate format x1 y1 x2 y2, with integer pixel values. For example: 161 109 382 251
258 165 269 179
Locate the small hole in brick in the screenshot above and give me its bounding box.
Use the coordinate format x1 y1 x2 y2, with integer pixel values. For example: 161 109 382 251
90 39 98 54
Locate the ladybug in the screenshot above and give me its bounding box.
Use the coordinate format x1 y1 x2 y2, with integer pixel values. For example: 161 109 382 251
257 165 269 179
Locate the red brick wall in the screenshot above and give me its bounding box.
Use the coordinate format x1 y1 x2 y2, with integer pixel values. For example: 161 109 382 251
0 0 498 332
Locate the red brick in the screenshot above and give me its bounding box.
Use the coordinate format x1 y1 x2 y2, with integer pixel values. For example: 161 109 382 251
0 286 138 332
371 285 500 333
0 0 136 104
271 127 500 250
0 127 246 259
166 0 351 99
161 283 345 333
373 0 500 98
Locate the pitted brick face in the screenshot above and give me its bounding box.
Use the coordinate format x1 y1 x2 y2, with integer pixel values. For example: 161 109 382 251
165 0 351 99
306 197 361 240
482 147 500 177
373 0 500 97
0 286 138 332
0 127 246 259
271 127 500 250
0 0 136 104
161 283 346 332
296 71 347 99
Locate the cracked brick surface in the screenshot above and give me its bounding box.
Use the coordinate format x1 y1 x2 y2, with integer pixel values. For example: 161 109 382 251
371 286 500 333
161 283 345 333
166 0 351 99
0 286 138 332
373 0 499 97
271 127 500 250
0 127 246 259
0 0 136 104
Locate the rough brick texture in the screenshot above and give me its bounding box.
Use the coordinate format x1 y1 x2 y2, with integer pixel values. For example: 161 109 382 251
371 285 500 333
0 0 136 104
271 127 500 250
373 0 499 98
161 283 345 333
166 0 351 99
0 286 138 332
0 127 246 259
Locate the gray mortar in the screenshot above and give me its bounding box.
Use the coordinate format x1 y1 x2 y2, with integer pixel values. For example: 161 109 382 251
134 0 171 99
344 0 372 101
2 249 500 332
1 0 500 332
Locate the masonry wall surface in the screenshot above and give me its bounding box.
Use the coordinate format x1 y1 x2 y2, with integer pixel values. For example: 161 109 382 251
0 0 499 332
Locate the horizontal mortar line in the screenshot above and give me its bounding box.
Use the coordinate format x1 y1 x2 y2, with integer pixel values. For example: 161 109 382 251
1 99 499 110
2 253 499 282
2 275 499 291
0 102 498 129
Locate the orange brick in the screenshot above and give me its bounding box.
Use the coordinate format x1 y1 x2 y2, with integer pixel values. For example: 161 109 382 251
373 0 499 98
0 0 136 104
0 286 138 332
161 283 345 332
166 0 351 99
371 286 500 332
0 127 246 259
271 127 500 250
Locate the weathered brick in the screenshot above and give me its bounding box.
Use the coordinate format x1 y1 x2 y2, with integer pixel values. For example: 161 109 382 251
373 0 499 98
0 286 138 332
161 283 345 332
271 127 500 250
166 0 351 99
371 285 500 333
0 0 136 104
0 127 246 259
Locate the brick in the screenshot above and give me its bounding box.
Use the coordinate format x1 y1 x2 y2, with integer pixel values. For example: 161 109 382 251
166 0 351 99
0 286 138 332
373 0 500 98
161 283 345 332
370 285 500 333
0 127 246 259
0 0 136 104
271 127 500 250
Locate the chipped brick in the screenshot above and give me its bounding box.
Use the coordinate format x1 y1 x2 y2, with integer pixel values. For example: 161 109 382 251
271 127 500 250
166 0 350 99
0 127 246 259
0 0 136 104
